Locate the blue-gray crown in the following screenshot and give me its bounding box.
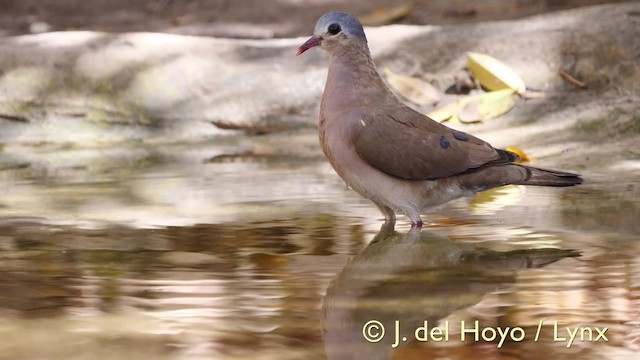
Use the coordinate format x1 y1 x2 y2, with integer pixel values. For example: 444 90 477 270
315 12 367 42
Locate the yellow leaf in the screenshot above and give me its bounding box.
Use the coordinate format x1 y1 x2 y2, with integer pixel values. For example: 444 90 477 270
360 1 415 26
426 100 459 122
467 52 526 94
427 89 516 123
461 89 517 123
505 146 532 163
384 68 441 106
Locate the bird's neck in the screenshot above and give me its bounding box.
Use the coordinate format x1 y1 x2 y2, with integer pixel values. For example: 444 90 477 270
323 46 394 115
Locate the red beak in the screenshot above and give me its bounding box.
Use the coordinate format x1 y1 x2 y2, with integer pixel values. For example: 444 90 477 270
296 36 322 56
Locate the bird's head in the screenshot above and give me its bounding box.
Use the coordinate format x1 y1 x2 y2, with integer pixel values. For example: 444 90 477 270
296 12 368 56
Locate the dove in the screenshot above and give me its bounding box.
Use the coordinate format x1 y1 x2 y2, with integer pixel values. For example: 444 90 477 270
297 12 582 227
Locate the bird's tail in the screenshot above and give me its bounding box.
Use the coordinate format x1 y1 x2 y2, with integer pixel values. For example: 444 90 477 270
514 165 583 187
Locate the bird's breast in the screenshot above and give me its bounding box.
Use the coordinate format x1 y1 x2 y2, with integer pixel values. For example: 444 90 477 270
318 113 350 175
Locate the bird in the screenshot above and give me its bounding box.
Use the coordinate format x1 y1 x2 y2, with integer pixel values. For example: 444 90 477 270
296 12 582 228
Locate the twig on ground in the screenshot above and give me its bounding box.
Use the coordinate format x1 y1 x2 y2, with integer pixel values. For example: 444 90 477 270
559 66 587 89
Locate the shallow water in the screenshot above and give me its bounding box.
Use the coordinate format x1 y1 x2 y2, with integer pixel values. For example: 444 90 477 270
0 136 639 359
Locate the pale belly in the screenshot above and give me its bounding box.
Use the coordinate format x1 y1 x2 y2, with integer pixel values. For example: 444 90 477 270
320 135 464 222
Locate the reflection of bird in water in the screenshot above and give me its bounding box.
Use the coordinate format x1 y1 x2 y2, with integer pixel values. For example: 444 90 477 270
321 221 579 360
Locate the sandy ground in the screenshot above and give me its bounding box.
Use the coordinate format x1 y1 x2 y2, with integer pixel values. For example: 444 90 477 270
0 0 627 38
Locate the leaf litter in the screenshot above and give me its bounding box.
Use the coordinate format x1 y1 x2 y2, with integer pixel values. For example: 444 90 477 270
426 52 528 123
384 68 441 106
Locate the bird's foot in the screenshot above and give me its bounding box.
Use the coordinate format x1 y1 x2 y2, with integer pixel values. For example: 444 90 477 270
411 219 423 228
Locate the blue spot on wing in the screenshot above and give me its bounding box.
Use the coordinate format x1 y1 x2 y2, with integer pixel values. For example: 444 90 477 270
439 135 451 149
452 131 470 141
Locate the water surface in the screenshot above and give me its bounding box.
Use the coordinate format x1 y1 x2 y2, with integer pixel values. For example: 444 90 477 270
0 136 638 359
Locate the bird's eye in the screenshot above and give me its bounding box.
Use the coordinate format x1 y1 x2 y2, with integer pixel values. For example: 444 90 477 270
328 23 341 35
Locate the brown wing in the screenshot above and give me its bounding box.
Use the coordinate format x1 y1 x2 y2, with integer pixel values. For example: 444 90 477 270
353 105 517 180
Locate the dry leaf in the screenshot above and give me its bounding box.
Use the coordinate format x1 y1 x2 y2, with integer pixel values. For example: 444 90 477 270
360 1 415 26
426 100 460 122
505 146 532 163
447 115 462 124
384 68 441 106
467 52 526 94
427 89 516 123
469 89 517 122
458 99 481 123
453 69 479 93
